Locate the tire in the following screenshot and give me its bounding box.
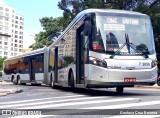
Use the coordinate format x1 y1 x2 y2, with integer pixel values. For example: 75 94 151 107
69 72 76 92
17 76 21 85
12 76 17 85
21 83 26 85
50 74 56 89
158 81 160 86
116 87 124 93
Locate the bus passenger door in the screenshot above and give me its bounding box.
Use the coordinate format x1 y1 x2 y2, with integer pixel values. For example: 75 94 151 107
30 58 35 82
76 25 88 85
54 47 58 83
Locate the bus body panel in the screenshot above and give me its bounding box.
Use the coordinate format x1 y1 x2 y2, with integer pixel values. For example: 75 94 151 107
88 65 156 82
108 67 157 83
35 73 45 83
88 65 109 82
87 51 157 87
18 73 30 82
43 47 50 85
2 73 11 82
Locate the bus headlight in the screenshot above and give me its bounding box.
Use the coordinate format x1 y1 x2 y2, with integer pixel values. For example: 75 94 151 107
89 57 107 68
151 59 157 68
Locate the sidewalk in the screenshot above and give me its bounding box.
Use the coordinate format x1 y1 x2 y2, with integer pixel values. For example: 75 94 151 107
0 81 22 96
135 84 160 89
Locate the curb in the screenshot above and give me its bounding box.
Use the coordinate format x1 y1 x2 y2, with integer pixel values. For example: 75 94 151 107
135 84 160 89
0 88 23 97
10 88 23 93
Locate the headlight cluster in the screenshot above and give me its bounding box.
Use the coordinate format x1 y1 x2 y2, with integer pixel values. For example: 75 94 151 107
151 59 157 68
89 57 107 68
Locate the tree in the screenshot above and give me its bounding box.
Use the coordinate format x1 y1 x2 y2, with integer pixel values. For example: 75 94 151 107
30 17 65 50
63 56 74 66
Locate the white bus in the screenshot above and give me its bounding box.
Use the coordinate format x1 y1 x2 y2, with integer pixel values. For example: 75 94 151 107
3 9 158 93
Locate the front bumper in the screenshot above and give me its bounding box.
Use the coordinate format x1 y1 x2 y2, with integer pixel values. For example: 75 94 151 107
88 65 157 88
86 80 156 88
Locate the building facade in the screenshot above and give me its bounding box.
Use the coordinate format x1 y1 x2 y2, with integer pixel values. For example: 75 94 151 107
0 0 24 58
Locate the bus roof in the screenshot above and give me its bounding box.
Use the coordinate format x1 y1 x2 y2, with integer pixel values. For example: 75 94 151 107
79 9 146 16
4 47 45 61
49 9 148 48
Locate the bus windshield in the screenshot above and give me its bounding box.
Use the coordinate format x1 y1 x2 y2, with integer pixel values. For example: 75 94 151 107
91 13 155 55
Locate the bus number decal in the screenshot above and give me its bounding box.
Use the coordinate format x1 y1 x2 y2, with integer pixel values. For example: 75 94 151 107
139 62 150 67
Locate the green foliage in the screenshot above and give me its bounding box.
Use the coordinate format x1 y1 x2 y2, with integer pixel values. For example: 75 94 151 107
30 17 65 50
0 57 5 77
63 56 74 66
0 57 5 71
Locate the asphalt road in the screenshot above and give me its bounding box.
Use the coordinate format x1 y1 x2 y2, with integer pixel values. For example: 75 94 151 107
0 83 160 118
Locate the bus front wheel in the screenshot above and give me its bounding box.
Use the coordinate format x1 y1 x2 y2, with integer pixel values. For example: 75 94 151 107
69 71 76 92
116 87 124 93
17 76 21 85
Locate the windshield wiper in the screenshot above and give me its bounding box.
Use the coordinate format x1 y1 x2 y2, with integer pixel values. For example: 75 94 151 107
126 34 149 58
110 34 148 58
110 34 130 58
141 52 149 58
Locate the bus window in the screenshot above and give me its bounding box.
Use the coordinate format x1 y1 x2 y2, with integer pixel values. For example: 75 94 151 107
92 30 105 52
106 32 119 52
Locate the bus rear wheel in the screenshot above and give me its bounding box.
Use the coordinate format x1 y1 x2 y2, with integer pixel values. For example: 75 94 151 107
50 74 56 89
12 76 17 85
17 76 21 85
116 87 124 93
69 71 76 92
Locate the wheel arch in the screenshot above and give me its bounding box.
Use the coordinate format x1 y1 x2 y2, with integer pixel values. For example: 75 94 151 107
11 75 15 82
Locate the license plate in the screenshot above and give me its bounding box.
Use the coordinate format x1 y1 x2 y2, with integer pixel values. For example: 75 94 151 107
124 78 136 82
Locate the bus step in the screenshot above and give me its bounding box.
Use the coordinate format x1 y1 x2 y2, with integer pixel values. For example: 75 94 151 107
31 80 36 83
76 84 85 88
54 83 59 85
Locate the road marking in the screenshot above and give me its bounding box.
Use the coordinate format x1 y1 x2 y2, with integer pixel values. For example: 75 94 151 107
21 98 139 109
83 100 160 109
0 96 128 109
126 88 160 91
0 94 85 104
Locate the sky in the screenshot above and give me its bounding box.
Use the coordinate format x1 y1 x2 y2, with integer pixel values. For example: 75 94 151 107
5 0 63 48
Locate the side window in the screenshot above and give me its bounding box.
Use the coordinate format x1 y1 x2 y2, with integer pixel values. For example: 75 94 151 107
57 24 77 67
90 19 105 52
49 52 54 71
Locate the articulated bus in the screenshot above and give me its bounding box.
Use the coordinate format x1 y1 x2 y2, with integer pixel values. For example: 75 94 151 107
3 9 157 93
